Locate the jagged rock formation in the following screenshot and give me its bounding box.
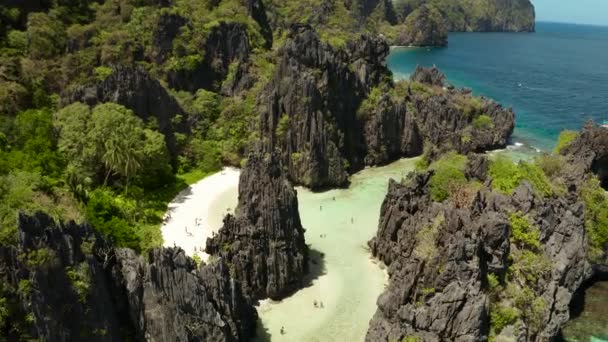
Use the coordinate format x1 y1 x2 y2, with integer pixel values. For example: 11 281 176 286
168 22 252 93
151 12 189 64
409 65 446 87
63 65 187 162
258 24 391 189
394 4 448 47
344 0 398 25
395 0 535 33
561 121 608 189
259 30 514 190
0 212 256 341
367 154 592 341
206 150 309 301
244 0 274 48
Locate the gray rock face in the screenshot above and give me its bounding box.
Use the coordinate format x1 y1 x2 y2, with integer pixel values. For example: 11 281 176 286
258 24 391 189
367 155 591 341
258 27 513 190
561 121 608 189
395 0 535 33
63 65 187 163
114 248 256 342
168 22 251 92
394 4 448 47
344 0 398 25
410 65 446 87
206 150 309 301
0 212 256 341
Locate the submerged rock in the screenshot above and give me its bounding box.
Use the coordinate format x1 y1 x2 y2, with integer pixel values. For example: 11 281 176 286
0 212 256 341
206 150 309 301
367 154 592 341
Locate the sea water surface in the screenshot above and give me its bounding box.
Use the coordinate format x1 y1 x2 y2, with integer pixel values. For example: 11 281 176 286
388 22 608 151
388 21 608 341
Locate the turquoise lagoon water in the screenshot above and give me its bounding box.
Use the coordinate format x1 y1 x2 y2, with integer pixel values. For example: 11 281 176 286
388 22 608 341
209 159 418 341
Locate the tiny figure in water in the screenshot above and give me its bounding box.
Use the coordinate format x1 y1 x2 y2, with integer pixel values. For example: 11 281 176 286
320 205 322 211
351 217 354 224
313 300 318 308
320 301 324 308
280 326 285 335
333 197 335 201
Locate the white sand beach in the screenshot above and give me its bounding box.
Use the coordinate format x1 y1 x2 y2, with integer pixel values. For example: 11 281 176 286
161 167 240 261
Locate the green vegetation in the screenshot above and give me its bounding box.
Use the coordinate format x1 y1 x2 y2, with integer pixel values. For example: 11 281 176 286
401 336 421 342
472 114 494 129
393 0 534 32
414 213 444 260
66 262 91 303
554 130 578 154
427 152 468 202
490 304 519 335
509 212 540 250
489 156 553 197
580 178 608 261
22 248 56 268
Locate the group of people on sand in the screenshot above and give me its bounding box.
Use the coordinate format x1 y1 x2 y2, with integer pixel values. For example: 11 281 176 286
184 217 205 237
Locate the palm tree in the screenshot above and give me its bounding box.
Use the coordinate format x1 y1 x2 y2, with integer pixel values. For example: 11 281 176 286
102 139 123 186
120 136 142 194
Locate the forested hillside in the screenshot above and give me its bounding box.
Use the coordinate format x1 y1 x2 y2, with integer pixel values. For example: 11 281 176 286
393 0 535 32
0 0 510 254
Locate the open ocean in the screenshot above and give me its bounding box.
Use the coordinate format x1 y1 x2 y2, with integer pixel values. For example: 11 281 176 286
387 22 608 152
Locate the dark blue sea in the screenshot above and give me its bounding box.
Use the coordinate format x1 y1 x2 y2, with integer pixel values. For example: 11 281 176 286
387 22 608 152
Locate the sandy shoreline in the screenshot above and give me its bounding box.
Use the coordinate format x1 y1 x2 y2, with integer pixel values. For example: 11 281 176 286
161 167 240 261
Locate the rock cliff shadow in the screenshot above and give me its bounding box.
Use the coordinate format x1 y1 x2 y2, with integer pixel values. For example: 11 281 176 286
254 318 272 342
303 248 327 288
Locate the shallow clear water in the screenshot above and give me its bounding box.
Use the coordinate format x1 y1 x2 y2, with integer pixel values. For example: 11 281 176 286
209 159 417 341
388 22 608 152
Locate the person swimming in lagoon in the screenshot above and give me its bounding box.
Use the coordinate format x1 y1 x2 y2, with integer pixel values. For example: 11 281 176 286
280 326 285 335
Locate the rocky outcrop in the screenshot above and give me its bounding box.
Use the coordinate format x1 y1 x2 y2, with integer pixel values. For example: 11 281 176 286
366 155 592 341
114 248 256 341
63 65 187 163
258 25 390 189
168 22 251 93
258 27 513 189
344 0 398 25
394 4 448 47
151 12 188 64
206 150 309 301
395 0 535 33
243 0 273 48
363 62 514 173
561 121 608 189
410 65 446 87
0 212 256 341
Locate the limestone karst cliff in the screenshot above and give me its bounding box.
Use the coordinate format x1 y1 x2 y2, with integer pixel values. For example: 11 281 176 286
259 32 514 189
366 125 608 341
206 150 309 301
0 212 257 341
